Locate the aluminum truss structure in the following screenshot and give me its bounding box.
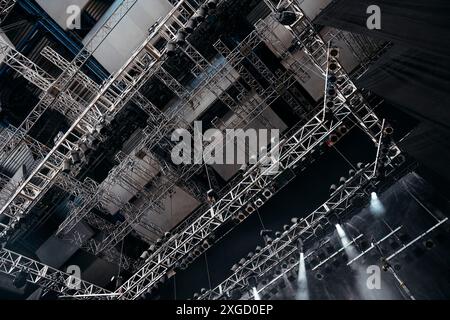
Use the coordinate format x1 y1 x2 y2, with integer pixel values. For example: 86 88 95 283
0 123 137 268
104 3 392 299
198 152 403 300
0 1 202 238
0 0 137 153
0 0 15 24
0 248 110 298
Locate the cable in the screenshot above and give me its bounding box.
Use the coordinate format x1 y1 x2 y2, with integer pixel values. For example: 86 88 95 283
173 274 177 300
401 180 440 222
204 253 212 290
332 144 356 169
204 164 212 190
256 208 266 230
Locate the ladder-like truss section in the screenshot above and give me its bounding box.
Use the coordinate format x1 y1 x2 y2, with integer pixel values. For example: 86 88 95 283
0 0 15 24
0 1 198 235
198 154 401 299
0 248 111 297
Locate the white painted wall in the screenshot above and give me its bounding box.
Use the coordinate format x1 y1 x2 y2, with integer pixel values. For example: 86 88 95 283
299 0 333 20
83 0 173 73
36 0 90 30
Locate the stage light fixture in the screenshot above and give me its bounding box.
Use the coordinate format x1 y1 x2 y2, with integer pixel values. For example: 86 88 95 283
62 159 72 174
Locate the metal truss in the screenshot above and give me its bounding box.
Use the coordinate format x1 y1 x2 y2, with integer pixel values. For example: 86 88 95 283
198 153 403 300
112 75 385 299
0 126 135 268
104 2 392 299
214 38 310 122
0 0 15 24
0 0 137 154
0 40 99 125
0 1 202 237
0 248 110 298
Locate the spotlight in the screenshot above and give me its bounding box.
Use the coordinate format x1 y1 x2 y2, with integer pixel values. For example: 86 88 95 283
370 192 385 216
296 252 309 299
424 239 435 250
193 293 199 299
185 18 197 33
255 246 262 254
328 133 339 145
245 204 255 215
275 231 282 238
201 239 211 250
200 288 207 294
239 163 247 173
247 275 258 288
348 169 356 177
62 159 72 174
207 189 216 204
194 5 208 22
329 184 337 193
384 125 394 135
328 75 337 84
78 142 91 156
329 48 340 58
166 41 177 57
207 0 218 9
86 135 100 150
140 250 150 260
339 177 347 185
338 125 348 135
326 100 334 109
193 246 202 256
328 62 339 72
230 288 242 300
283 224 290 231
70 151 81 165
356 162 365 170
327 88 337 97
315 272 324 280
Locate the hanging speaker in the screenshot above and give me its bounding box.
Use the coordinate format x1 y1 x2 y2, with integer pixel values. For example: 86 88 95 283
175 29 187 46
254 198 264 208
185 18 197 33
207 0 218 9
62 159 72 174
329 48 340 58
245 203 255 214
70 151 81 165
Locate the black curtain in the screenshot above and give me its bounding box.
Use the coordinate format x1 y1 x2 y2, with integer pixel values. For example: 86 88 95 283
399 122 450 196
315 0 450 58
316 0 450 185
